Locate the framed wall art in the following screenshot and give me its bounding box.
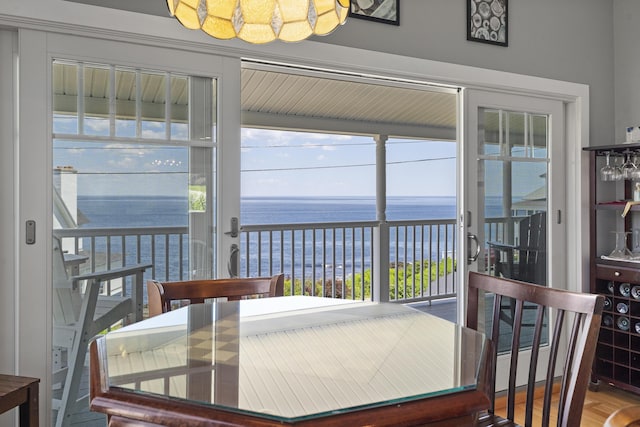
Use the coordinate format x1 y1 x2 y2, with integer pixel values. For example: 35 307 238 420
349 0 399 26
467 0 508 46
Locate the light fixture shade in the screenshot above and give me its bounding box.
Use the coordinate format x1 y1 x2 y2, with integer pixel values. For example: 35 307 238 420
167 0 350 44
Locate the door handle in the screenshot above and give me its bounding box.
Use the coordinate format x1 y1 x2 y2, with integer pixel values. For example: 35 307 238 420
467 232 480 264
227 244 239 278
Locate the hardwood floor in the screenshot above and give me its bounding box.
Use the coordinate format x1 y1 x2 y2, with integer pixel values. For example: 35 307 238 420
493 382 640 426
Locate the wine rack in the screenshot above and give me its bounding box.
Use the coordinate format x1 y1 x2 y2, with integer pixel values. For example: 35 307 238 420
594 274 640 390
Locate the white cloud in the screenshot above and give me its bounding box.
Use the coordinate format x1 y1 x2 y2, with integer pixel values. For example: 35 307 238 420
84 119 110 133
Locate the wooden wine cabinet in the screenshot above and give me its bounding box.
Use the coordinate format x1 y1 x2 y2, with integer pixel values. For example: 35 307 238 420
585 143 640 395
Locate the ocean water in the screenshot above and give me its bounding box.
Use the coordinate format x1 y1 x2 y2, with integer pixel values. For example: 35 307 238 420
75 196 504 281
77 195 462 228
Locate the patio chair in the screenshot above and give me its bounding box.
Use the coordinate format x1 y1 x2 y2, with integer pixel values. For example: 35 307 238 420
147 274 285 317
467 272 604 427
52 237 151 427
488 211 546 285
487 212 546 327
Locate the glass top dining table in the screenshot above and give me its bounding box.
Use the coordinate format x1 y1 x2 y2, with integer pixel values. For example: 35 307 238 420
90 296 489 426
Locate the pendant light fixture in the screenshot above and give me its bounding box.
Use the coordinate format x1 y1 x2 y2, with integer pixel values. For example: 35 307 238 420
167 0 350 44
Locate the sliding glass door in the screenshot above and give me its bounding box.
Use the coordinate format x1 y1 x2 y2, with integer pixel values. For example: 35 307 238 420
462 89 566 389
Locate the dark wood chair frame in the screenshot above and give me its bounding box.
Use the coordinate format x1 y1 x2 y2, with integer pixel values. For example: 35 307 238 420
467 272 604 427
147 274 285 317
604 405 640 427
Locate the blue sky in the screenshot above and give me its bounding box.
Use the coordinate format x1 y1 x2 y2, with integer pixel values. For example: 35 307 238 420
53 121 544 200
240 129 457 197
53 124 458 197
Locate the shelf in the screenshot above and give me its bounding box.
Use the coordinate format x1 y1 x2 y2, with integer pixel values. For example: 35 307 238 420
584 142 640 154
595 257 640 268
596 201 633 208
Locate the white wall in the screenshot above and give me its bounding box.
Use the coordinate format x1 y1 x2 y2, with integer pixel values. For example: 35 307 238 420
614 0 640 144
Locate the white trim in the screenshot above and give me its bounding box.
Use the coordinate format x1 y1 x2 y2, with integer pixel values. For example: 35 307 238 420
18 28 52 421
0 36 19 427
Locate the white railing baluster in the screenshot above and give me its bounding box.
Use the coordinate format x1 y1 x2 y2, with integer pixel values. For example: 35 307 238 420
55 217 510 305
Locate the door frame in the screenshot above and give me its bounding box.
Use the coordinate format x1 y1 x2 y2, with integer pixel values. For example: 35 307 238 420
9 22 588 426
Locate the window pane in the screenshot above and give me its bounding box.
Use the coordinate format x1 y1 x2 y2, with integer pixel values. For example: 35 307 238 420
170 75 190 141
115 68 136 138
140 71 167 139
52 62 78 135
83 65 110 137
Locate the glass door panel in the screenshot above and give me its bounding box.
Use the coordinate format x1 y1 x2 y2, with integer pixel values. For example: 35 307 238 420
481 109 549 353
51 60 218 426
463 89 565 389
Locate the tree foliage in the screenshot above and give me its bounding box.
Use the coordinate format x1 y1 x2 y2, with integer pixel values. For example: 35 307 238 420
282 257 456 300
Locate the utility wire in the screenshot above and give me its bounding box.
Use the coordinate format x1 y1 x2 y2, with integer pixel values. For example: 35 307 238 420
73 156 455 175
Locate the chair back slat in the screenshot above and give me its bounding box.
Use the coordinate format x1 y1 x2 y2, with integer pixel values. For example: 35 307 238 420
467 272 604 427
525 304 546 427
147 274 285 317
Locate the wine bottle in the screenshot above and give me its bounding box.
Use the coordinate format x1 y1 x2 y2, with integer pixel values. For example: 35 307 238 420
620 283 631 297
617 302 629 314
603 314 614 327
604 297 613 311
617 316 630 331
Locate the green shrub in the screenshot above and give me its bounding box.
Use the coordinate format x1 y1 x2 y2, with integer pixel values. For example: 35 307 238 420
282 257 456 300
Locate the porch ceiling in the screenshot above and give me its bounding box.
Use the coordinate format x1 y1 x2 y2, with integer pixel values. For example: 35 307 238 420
52 62 459 141
240 66 458 140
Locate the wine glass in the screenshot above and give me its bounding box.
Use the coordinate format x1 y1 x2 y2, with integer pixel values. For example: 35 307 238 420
600 152 616 181
612 154 624 181
632 229 640 259
631 154 640 181
621 151 637 180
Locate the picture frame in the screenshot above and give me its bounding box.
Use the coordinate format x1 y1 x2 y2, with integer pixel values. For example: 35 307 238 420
467 0 508 46
349 0 399 26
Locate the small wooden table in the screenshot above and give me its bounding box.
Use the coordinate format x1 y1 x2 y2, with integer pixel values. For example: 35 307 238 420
0 374 39 427
91 297 489 426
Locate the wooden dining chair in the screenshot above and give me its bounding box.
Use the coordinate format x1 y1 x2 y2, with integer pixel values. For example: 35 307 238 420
605 406 640 427
146 274 285 317
467 272 604 427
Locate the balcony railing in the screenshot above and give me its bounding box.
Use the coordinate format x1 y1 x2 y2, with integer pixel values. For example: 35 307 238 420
53 216 516 305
